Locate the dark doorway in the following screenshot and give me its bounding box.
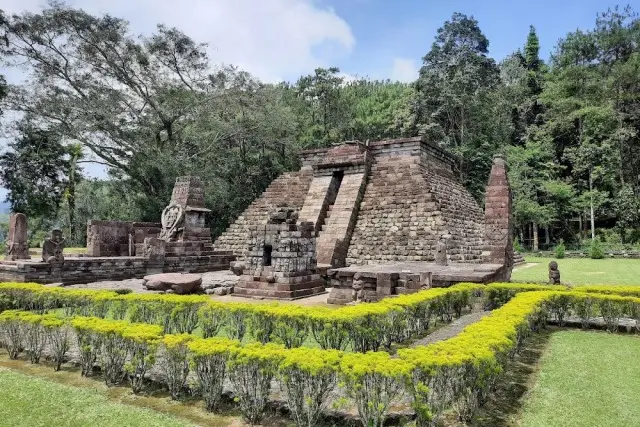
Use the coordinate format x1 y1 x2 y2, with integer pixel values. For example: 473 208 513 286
263 244 273 266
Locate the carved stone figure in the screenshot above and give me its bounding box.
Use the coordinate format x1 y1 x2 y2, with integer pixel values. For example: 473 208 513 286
435 239 448 266
548 261 561 285
42 229 65 263
5 213 30 261
159 200 184 241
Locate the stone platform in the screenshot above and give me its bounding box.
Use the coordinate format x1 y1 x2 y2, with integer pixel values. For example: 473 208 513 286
0 252 234 285
327 261 506 304
233 272 326 300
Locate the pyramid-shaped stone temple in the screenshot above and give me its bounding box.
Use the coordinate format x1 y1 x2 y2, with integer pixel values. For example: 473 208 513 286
215 136 514 303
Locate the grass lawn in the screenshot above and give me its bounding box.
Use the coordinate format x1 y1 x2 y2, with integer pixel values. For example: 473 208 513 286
512 257 640 285
520 330 640 427
0 367 196 427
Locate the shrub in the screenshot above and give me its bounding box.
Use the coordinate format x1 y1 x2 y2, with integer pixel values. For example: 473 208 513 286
228 343 285 425
555 240 566 259
340 351 411 427
123 324 163 393
590 238 605 259
188 337 240 412
271 306 310 349
224 304 251 342
247 305 277 344
198 302 227 339
309 309 351 351
544 293 572 326
0 310 25 359
161 334 193 400
571 294 596 330
41 315 70 371
279 348 342 427
70 317 102 376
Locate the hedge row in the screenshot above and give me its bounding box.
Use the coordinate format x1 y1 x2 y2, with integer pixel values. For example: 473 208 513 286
484 282 640 307
0 283 482 352
4 290 637 426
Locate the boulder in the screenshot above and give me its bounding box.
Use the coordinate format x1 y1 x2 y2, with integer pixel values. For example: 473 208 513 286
142 273 202 294
230 261 245 276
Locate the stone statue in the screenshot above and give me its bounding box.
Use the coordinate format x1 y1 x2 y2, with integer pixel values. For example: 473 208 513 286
435 239 448 266
548 261 561 285
42 229 65 263
5 213 30 261
159 200 184 241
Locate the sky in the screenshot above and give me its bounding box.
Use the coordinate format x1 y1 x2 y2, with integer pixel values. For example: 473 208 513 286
0 0 638 192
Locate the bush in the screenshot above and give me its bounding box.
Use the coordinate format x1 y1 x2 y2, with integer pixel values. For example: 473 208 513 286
279 348 342 427
22 313 47 364
0 310 26 359
228 343 285 425
590 238 605 259
70 317 102 376
41 315 70 371
188 337 240 412
123 324 163 393
555 240 566 259
160 334 193 400
340 351 411 427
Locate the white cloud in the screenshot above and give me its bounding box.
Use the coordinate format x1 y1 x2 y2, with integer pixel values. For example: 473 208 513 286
390 57 418 82
1 0 355 83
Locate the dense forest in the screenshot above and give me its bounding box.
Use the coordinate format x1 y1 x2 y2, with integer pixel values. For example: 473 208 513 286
0 3 639 252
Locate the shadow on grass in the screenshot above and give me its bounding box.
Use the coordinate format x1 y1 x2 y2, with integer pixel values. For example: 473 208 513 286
469 329 552 427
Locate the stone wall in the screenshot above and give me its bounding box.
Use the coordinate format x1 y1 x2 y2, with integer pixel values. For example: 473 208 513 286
87 221 161 257
214 170 314 256
346 139 485 265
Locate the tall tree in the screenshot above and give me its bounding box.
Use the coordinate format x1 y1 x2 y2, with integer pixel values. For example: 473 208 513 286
0 2 228 207
0 123 74 218
413 12 501 196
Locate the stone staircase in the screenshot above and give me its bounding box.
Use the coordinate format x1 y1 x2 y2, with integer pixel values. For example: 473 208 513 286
214 169 314 257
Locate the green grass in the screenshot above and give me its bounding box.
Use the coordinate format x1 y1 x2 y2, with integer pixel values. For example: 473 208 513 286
512 257 640 285
0 367 194 427
520 330 640 427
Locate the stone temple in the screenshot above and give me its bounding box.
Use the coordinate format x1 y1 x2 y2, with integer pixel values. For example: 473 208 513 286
215 136 514 303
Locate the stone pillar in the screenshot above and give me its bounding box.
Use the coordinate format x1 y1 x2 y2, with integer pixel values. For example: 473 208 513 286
5 213 30 260
484 155 514 280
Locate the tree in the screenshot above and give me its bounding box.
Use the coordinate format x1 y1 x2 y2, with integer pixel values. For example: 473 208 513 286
0 123 74 218
413 12 501 196
1 2 229 207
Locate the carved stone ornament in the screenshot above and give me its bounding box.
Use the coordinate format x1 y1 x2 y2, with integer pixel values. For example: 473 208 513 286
159 200 184 241
42 229 65 264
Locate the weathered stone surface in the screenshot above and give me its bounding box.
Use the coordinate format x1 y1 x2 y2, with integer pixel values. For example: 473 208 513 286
201 270 239 290
230 261 245 276
214 137 515 304
5 213 30 261
142 273 202 294
483 155 514 281
549 261 561 284
42 229 65 264
435 239 447 266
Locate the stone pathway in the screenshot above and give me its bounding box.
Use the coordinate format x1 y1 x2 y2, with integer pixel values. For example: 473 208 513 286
409 310 492 347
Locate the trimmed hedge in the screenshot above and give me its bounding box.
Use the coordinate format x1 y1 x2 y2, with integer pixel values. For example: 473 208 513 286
0 282 482 352
1 283 639 426
2 290 637 426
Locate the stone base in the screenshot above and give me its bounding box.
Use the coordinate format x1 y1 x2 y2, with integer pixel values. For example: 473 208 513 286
233 273 326 300
327 261 509 305
0 252 235 285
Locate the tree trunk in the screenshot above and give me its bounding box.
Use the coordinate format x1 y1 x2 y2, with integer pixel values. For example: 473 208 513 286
589 170 595 241
578 215 583 240
545 226 550 246
532 221 539 251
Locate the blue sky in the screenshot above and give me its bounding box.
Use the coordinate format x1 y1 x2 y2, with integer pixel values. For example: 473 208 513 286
0 0 638 193
319 0 636 81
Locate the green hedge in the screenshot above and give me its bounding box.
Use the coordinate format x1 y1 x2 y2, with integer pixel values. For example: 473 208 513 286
0 282 482 352
2 290 637 426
